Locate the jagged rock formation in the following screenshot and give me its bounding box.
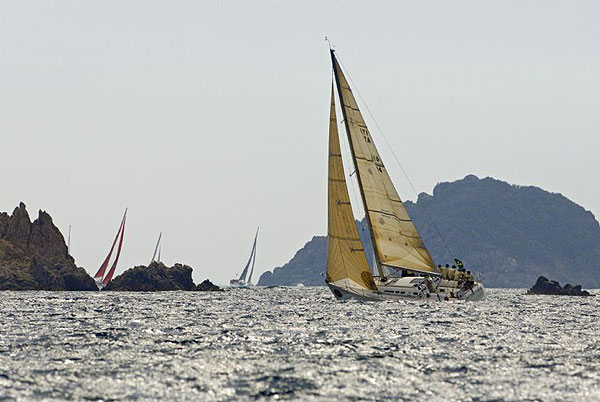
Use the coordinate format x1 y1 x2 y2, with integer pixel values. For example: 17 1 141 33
103 261 223 291
196 279 223 291
104 262 196 291
0 203 97 290
258 175 600 288
527 276 592 296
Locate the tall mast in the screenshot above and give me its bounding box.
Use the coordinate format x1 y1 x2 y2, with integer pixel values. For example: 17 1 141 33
331 49 385 279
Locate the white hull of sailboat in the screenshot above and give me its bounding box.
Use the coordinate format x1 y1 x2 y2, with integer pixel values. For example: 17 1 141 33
95 279 105 291
327 277 486 302
458 283 486 301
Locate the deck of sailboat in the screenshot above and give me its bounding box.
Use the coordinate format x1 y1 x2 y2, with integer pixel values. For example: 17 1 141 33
328 276 486 302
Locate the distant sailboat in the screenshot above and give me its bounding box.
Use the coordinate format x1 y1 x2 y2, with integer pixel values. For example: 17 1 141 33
230 227 259 287
325 49 485 301
94 209 127 290
150 232 162 264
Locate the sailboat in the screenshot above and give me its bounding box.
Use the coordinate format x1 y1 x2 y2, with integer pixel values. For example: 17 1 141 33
230 227 259 287
150 232 162 264
94 209 127 290
325 50 485 301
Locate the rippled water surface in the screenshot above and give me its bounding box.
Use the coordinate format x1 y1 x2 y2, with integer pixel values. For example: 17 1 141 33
1 288 599 401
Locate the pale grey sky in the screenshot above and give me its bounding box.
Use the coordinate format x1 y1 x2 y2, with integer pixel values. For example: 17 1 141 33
1 1 599 284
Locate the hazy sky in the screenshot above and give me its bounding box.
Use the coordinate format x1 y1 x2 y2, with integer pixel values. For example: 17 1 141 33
1 1 599 284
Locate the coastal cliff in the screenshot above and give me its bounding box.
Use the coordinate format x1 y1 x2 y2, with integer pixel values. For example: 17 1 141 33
0 203 97 290
258 175 600 288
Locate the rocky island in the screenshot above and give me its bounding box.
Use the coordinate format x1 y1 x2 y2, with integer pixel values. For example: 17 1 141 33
527 276 592 296
258 175 600 288
0 203 97 290
104 261 223 291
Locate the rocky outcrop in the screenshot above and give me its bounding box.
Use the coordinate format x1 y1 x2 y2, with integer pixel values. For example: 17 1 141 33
527 276 592 296
0 203 97 290
104 261 223 291
104 262 196 291
196 279 223 292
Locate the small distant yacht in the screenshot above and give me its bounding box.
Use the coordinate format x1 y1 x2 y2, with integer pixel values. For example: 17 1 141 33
149 232 162 264
325 49 485 301
230 227 259 287
94 209 127 290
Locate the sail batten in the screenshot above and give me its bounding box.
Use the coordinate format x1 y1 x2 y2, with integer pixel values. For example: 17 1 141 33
331 51 436 274
326 83 376 291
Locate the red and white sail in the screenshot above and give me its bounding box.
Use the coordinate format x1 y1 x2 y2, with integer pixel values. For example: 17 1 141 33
94 209 127 287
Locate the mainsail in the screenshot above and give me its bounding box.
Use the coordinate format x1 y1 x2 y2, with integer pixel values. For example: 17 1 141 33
331 50 436 275
326 84 376 291
239 227 258 284
94 209 127 286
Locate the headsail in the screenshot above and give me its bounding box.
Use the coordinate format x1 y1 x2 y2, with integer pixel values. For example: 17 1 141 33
331 51 436 274
239 227 258 283
326 83 376 291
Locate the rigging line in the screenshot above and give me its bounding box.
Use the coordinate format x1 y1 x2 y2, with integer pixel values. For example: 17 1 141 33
335 54 455 261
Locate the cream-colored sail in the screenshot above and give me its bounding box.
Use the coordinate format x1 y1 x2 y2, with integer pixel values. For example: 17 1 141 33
331 52 436 274
327 84 376 290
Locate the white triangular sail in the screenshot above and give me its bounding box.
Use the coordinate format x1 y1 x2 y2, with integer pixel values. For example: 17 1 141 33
239 228 258 283
331 51 436 275
326 84 376 291
150 232 162 264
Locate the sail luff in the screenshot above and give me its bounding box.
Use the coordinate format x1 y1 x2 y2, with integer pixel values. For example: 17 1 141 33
326 82 376 290
331 50 385 278
247 227 259 284
102 210 126 285
94 214 125 279
330 51 436 274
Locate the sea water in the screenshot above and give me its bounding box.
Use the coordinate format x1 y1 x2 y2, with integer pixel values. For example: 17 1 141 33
0 288 598 401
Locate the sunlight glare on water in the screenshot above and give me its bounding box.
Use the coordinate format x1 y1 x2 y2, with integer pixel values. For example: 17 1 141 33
0 288 599 401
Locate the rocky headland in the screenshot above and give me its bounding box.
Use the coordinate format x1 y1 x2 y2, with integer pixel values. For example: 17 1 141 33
104 261 223 291
258 175 600 288
0 203 97 290
527 276 592 296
